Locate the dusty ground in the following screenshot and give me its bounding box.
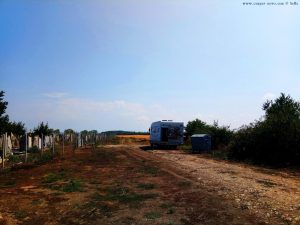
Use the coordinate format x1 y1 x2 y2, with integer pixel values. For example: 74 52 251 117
0 142 299 225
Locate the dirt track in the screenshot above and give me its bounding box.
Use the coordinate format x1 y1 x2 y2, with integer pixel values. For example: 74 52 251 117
0 144 299 225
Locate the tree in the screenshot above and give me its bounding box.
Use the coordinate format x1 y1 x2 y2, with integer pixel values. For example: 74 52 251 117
34 122 51 137
263 93 300 119
80 130 88 135
0 91 9 135
7 121 26 137
185 119 209 137
185 119 233 150
53 129 60 135
229 93 300 166
64 129 75 135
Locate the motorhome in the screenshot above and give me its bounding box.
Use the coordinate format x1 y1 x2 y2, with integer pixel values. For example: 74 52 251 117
150 120 184 148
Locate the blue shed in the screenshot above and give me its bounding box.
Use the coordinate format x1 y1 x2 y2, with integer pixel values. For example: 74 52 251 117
191 134 212 152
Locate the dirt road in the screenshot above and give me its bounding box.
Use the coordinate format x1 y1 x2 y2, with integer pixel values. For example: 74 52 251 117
0 144 299 225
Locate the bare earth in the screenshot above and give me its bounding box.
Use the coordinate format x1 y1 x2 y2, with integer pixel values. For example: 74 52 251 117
0 143 299 225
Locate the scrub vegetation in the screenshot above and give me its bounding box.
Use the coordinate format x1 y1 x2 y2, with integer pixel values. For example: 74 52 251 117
186 93 300 167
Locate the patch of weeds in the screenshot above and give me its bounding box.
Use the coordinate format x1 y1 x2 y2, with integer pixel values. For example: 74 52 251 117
160 203 176 214
14 210 28 219
166 220 176 225
39 152 54 164
28 146 39 153
96 149 116 161
49 192 63 196
31 199 43 206
84 194 117 217
177 181 192 188
42 172 66 183
179 145 192 151
99 204 114 217
142 165 160 176
0 179 16 188
87 186 158 209
212 150 228 160
89 179 101 185
62 180 84 192
256 179 276 187
137 183 155 190
106 187 158 203
0 167 11 174
8 155 23 163
122 217 135 225
144 211 161 220
160 203 173 209
167 208 175 214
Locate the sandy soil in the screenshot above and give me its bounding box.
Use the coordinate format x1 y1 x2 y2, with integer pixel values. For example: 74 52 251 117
0 143 299 225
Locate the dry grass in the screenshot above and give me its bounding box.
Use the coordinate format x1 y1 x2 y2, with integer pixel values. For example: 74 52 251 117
116 135 150 140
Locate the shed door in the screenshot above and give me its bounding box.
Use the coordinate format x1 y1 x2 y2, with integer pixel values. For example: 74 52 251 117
161 128 168 142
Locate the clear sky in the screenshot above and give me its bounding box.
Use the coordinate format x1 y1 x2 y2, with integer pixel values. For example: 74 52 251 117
1 0 300 132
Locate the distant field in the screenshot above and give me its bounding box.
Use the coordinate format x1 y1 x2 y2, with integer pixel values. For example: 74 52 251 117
116 134 150 140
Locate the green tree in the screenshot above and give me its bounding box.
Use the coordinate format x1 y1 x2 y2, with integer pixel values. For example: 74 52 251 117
80 130 88 136
229 93 300 166
34 122 51 137
0 91 9 135
263 93 300 119
185 119 209 137
53 129 60 135
7 121 26 137
64 129 75 134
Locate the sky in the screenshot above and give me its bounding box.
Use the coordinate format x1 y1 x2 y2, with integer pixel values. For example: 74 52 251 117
1 0 300 132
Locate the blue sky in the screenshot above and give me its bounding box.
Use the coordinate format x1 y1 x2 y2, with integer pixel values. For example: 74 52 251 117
1 0 300 132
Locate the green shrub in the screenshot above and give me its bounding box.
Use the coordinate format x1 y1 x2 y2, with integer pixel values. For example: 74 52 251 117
28 146 39 153
228 93 300 167
8 154 23 163
62 180 83 192
185 119 233 150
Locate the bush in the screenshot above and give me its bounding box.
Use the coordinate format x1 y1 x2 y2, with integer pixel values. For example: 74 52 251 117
185 119 233 150
28 146 39 153
8 154 23 163
228 94 300 167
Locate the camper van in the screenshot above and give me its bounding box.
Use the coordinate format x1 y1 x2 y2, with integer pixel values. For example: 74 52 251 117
150 120 184 148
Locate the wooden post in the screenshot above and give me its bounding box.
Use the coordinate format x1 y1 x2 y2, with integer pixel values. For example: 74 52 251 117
62 133 64 157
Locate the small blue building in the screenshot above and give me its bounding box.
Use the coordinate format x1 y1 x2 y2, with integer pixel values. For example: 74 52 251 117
191 134 212 152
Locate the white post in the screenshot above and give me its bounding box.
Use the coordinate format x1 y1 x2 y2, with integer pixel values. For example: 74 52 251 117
3 133 7 168
41 133 44 154
52 134 55 155
2 134 4 169
25 132 28 163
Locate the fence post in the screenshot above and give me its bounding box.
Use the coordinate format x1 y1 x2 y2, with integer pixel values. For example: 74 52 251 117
41 133 43 155
2 134 5 169
25 132 28 163
52 134 55 156
62 133 64 157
